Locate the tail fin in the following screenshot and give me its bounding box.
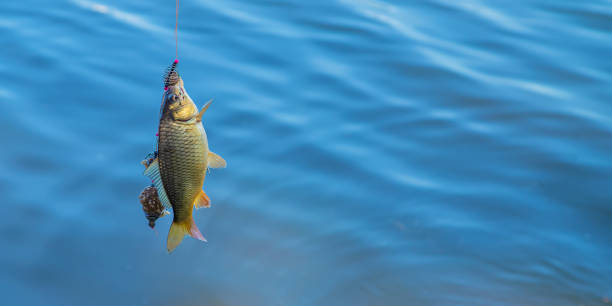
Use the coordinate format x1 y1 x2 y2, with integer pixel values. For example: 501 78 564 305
167 215 207 253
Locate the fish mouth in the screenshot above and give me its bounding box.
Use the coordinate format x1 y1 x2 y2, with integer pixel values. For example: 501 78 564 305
160 60 196 121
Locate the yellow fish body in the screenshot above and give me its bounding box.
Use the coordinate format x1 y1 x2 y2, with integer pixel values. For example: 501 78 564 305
144 72 226 253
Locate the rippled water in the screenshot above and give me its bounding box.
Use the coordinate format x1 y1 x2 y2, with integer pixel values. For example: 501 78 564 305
1 0 611 305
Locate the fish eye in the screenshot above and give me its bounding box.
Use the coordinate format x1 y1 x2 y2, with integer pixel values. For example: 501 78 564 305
168 93 179 102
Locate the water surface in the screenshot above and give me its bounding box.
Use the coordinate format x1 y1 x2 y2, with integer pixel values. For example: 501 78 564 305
1 0 611 305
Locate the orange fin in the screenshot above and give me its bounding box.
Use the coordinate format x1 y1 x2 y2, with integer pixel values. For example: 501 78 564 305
194 190 210 209
167 215 207 253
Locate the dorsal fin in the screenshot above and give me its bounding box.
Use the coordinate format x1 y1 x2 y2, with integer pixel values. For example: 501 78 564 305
143 158 172 211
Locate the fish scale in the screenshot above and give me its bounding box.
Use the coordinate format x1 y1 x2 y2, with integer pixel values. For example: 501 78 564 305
158 118 208 222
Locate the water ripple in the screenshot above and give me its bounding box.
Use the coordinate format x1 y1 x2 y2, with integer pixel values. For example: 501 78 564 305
1 0 611 305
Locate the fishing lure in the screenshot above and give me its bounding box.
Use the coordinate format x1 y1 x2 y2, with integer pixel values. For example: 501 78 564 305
163 60 180 88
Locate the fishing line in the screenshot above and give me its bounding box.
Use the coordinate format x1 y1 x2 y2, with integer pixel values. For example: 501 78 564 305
158 0 181 125
156 0 181 141
175 0 179 60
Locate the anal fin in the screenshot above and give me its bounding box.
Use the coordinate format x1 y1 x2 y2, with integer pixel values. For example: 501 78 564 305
194 190 210 209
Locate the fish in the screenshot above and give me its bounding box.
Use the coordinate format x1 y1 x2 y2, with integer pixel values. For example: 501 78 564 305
143 64 226 252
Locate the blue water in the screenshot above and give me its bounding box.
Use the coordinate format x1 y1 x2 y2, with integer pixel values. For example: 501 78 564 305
1 0 611 305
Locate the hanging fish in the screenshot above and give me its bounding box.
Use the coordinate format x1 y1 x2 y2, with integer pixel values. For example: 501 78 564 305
143 61 226 252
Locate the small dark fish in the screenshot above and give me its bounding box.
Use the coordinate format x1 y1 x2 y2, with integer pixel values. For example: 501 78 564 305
138 185 169 228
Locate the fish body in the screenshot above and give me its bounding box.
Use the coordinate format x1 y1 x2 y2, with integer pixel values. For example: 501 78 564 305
144 69 226 252
158 99 208 222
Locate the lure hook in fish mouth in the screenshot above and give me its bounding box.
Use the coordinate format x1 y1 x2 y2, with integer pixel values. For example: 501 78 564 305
163 59 180 88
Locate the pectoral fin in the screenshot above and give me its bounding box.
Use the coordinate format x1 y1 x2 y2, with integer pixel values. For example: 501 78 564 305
196 99 213 122
143 158 172 211
207 152 227 169
194 190 210 209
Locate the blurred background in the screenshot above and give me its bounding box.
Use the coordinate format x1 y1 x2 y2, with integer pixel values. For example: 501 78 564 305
1 0 611 305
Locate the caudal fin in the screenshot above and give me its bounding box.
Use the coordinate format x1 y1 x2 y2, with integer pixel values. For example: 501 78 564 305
167 215 207 253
